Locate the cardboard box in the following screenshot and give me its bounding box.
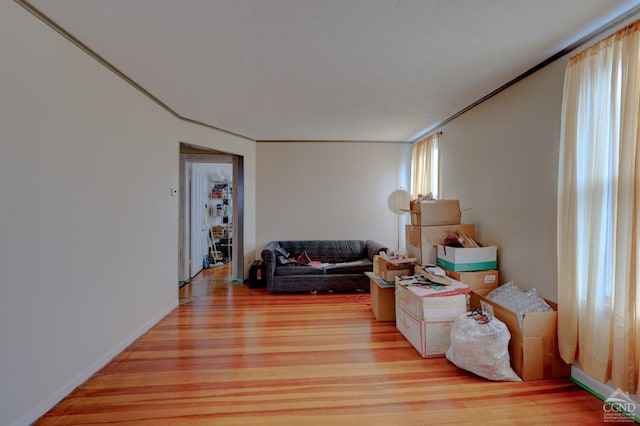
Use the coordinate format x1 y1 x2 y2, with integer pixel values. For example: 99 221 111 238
410 199 461 226
469 291 570 381
396 306 456 358
366 272 396 322
395 282 468 320
441 268 499 293
436 245 497 272
395 283 467 358
373 255 413 281
405 223 475 264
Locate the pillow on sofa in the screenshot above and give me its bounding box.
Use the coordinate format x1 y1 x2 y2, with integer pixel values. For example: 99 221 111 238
297 251 312 265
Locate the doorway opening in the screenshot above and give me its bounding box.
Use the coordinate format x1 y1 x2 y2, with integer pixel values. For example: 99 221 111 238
178 144 244 286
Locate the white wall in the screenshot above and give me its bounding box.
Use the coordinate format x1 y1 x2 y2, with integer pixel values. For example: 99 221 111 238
0 3 256 425
256 142 412 252
438 59 567 300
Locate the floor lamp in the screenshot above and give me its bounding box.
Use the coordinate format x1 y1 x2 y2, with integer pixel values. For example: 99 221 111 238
387 189 412 253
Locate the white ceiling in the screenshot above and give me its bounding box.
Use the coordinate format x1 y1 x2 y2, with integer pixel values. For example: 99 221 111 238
25 0 640 141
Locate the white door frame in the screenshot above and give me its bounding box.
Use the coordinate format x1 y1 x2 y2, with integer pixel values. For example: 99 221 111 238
189 163 208 278
179 152 242 283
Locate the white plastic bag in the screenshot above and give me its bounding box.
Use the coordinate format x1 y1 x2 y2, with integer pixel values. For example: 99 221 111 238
446 310 521 381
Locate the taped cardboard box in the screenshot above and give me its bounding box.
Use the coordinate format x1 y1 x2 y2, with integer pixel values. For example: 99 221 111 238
436 244 497 272
365 272 396 322
405 223 475 264
414 265 497 309
469 291 570 381
395 275 470 319
395 283 468 358
373 255 414 281
396 307 456 358
441 268 499 293
410 199 461 226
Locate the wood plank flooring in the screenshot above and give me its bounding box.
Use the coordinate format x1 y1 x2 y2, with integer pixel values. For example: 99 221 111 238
36 266 607 425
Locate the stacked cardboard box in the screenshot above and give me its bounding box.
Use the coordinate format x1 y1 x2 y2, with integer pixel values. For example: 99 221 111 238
404 199 499 322
401 198 567 381
409 199 461 226
414 264 498 309
435 241 499 296
442 269 498 296
436 244 497 271
414 212 500 295
367 257 415 322
405 198 468 261
395 274 470 358
406 223 476 265
365 272 396 322
373 255 414 282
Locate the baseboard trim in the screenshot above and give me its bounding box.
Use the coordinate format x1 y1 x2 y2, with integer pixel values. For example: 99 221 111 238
570 364 639 422
12 300 179 426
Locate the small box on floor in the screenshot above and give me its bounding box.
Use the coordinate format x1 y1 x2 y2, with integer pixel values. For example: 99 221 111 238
366 272 396 321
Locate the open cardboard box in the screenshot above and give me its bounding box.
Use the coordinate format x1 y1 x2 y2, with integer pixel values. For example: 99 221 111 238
410 199 461 226
437 244 497 272
405 223 475 264
373 255 414 281
469 291 570 381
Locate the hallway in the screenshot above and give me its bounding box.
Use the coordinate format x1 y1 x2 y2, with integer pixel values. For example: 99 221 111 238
179 262 233 304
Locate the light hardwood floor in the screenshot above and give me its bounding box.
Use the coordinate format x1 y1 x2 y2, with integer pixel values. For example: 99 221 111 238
36 266 607 425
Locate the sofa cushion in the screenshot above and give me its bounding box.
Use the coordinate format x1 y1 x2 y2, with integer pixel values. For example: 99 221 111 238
275 264 326 276
324 259 373 275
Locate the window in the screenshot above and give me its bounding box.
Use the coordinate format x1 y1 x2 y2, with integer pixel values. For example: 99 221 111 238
410 132 440 199
557 20 640 395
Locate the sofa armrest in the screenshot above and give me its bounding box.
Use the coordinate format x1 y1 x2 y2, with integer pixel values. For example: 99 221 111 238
366 240 388 260
261 241 280 286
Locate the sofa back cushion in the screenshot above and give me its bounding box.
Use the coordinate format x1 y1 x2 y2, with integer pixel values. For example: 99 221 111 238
278 240 368 263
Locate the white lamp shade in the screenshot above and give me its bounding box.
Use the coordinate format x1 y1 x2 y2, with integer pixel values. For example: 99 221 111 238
387 189 412 215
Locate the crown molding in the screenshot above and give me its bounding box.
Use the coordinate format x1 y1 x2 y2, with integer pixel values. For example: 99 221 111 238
412 3 640 142
16 0 640 145
256 139 412 144
14 0 256 143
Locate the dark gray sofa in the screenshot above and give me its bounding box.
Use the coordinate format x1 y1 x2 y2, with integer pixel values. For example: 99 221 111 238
261 240 388 293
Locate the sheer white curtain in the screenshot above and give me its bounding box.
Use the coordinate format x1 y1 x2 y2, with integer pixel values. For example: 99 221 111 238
558 20 640 394
411 132 440 198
